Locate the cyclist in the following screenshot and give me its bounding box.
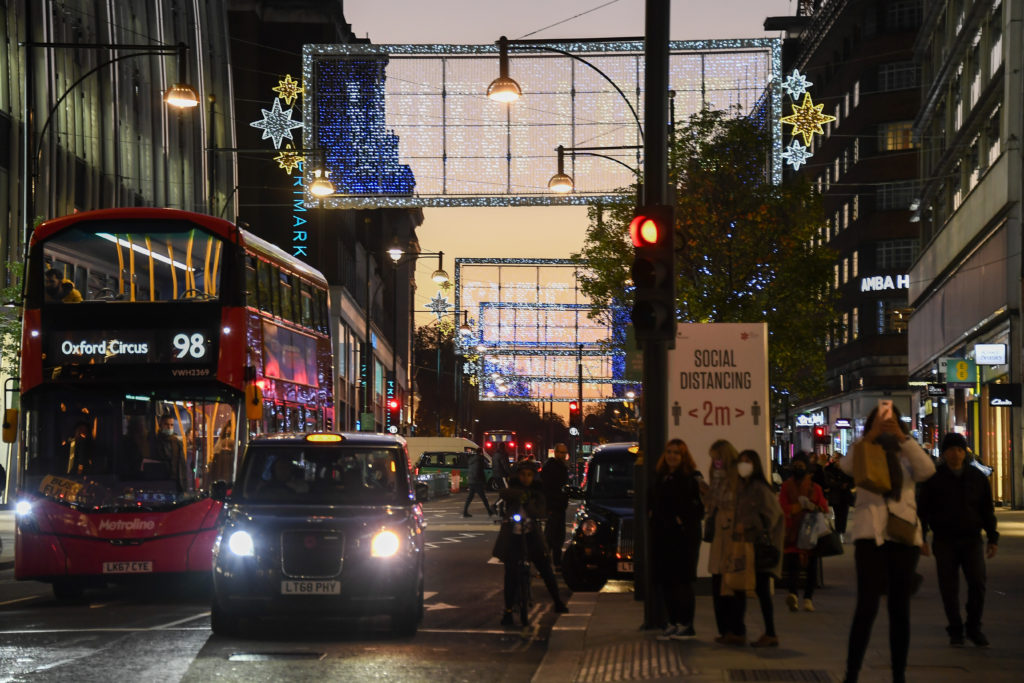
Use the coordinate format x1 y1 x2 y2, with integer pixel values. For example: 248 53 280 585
494 461 568 625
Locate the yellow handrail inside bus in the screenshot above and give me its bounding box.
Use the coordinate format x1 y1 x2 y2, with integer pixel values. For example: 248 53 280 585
211 241 222 297
114 236 125 297
203 237 213 296
145 237 155 302
185 233 195 293
167 241 178 299
127 235 136 302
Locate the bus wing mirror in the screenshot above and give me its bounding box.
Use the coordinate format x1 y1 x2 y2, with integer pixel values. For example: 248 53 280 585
2 409 17 443
246 385 263 421
210 480 229 501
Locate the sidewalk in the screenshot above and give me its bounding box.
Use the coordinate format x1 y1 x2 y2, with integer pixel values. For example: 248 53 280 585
536 509 1024 683
0 508 13 570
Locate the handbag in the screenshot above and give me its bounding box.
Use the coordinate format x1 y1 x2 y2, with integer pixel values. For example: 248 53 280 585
815 515 843 557
886 510 918 546
853 439 891 495
754 531 780 571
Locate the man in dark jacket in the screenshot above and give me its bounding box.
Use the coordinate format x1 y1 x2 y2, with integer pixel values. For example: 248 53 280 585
462 450 493 517
541 442 570 567
919 432 999 648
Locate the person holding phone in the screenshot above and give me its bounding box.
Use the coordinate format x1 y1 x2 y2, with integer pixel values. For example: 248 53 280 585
838 401 935 683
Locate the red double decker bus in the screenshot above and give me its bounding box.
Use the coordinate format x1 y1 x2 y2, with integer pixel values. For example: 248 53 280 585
11 207 332 598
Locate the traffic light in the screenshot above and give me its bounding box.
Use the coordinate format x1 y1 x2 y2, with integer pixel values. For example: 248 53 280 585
385 398 400 433
569 400 579 415
630 204 676 342
813 426 829 444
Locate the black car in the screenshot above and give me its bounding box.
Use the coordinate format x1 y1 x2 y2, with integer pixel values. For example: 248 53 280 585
561 442 638 592
210 432 426 636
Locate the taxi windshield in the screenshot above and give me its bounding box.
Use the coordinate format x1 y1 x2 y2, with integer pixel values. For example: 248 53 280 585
585 456 635 500
239 445 407 505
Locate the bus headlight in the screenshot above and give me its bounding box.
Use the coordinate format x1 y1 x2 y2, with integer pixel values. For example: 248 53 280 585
371 530 400 558
581 519 598 536
227 530 255 557
15 500 32 516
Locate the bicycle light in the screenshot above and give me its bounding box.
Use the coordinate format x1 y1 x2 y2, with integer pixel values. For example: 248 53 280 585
512 513 522 523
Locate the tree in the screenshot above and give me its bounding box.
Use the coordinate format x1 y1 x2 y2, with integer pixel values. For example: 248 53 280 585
412 319 458 436
0 261 24 374
575 107 836 404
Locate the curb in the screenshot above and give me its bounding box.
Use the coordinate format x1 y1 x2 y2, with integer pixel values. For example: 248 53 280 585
532 594 597 683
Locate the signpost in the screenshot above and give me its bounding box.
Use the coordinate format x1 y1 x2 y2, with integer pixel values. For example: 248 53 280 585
666 323 770 475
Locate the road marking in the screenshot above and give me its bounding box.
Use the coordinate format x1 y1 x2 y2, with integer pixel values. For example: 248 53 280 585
0 595 41 607
152 612 211 629
424 591 439 600
424 602 458 611
0 627 210 634
418 627 517 635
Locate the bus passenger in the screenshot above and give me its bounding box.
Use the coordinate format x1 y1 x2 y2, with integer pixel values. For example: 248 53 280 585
44 268 82 303
150 414 190 492
66 421 97 475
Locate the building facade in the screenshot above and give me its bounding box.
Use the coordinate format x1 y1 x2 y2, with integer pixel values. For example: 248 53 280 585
769 1 924 455
908 0 1021 507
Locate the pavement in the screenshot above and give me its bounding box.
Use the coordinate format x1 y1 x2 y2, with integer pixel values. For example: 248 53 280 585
534 509 1024 683
0 506 12 570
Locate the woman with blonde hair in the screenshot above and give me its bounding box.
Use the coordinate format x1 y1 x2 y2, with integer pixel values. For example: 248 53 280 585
705 438 744 643
650 439 705 639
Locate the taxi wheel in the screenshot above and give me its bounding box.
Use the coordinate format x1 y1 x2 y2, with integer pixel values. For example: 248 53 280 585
210 602 241 637
561 556 606 592
52 579 84 602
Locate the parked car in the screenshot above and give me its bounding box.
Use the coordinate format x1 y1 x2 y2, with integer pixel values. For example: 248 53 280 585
210 432 426 636
561 442 638 592
416 450 496 490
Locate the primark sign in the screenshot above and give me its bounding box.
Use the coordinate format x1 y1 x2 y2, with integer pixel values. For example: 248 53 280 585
861 274 909 292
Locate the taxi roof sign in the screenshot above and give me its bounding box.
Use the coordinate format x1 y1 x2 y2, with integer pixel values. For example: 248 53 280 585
306 434 343 443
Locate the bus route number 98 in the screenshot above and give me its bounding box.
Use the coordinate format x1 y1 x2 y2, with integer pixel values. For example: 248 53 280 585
172 332 207 359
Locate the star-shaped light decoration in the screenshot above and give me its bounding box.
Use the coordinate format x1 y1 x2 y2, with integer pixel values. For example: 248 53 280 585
249 98 304 149
781 69 813 99
272 74 304 107
781 140 812 170
274 144 305 174
780 93 836 146
426 292 453 319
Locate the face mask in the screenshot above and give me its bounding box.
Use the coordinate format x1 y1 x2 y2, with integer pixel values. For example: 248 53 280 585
161 428 175 437
737 462 754 478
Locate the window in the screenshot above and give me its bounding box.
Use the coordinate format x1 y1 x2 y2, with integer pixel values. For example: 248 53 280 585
853 194 860 220
245 255 258 309
834 264 840 289
852 250 859 277
987 107 1002 166
878 300 912 334
842 312 850 344
852 307 859 340
878 62 920 91
990 5 1003 73
842 258 849 284
878 121 916 151
853 137 860 163
885 0 922 31
256 259 273 314
876 180 917 210
279 271 294 322
877 239 918 269
853 80 860 108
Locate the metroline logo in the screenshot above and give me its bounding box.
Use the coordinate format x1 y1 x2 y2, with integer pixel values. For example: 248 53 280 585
98 519 156 532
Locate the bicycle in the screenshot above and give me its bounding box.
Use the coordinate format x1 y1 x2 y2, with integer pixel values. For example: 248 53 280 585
509 511 533 627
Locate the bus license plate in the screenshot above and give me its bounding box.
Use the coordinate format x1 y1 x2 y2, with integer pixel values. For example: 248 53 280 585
617 561 634 573
102 561 153 574
281 580 340 595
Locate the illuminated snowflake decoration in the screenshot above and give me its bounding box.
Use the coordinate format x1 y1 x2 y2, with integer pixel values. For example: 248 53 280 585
249 97 304 149
426 292 453 319
781 69 813 99
781 140 812 170
272 74 304 106
780 93 836 146
274 144 305 174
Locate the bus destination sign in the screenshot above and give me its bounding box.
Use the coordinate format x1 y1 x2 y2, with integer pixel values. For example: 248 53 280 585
50 329 216 367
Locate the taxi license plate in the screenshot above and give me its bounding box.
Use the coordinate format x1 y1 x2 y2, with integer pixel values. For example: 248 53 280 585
617 561 634 573
102 561 153 574
281 580 340 595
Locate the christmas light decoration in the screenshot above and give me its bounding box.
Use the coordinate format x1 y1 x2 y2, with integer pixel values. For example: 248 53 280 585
780 92 836 146
274 144 304 174
250 97 304 149
781 140 812 170
426 292 453 319
273 74 304 106
781 68 812 99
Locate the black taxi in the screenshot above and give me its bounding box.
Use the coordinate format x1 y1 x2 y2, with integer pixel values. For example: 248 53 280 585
561 442 638 592
210 432 426 636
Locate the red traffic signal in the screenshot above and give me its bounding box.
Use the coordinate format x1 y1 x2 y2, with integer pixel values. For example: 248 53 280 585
629 214 661 247
569 400 579 413
630 204 676 342
813 426 829 443
387 398 400 411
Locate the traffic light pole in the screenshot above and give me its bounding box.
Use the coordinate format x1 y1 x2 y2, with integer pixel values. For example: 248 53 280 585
635 0 671 629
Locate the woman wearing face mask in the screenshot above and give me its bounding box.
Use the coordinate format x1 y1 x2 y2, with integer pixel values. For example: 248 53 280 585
734 449 784 646
779 451 829 612
650 439 705 640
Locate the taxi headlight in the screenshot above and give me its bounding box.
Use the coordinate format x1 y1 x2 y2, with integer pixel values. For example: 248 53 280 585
371 530 400 558
581 519 599 536
15 500 32 516
227 530 255 557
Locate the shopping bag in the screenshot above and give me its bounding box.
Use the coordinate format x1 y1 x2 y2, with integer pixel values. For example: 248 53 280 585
815 515 843 557
853 439 891 495
722 540 755 594
796 512 822 550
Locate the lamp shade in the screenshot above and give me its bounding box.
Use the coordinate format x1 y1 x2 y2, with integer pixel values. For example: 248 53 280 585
163 83 200 108
547 172 574 193
487 76 521 103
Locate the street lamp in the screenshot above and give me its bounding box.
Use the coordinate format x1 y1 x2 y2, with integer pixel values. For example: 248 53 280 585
308 168 335 197
548 144 642 197
21 41 199 243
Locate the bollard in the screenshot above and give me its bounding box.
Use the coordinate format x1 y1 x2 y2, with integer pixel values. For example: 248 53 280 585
450 469 461 493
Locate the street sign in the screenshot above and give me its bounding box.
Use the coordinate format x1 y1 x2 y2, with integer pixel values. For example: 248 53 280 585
989 383 1021 407
945 358 977 384
926 383 947 397
667 323 769 475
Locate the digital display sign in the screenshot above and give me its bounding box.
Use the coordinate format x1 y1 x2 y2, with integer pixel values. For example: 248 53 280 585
49 329 217 367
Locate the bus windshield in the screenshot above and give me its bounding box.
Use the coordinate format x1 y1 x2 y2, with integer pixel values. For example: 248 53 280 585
42 221 224 302
239 445 407 506
22 390 240 511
